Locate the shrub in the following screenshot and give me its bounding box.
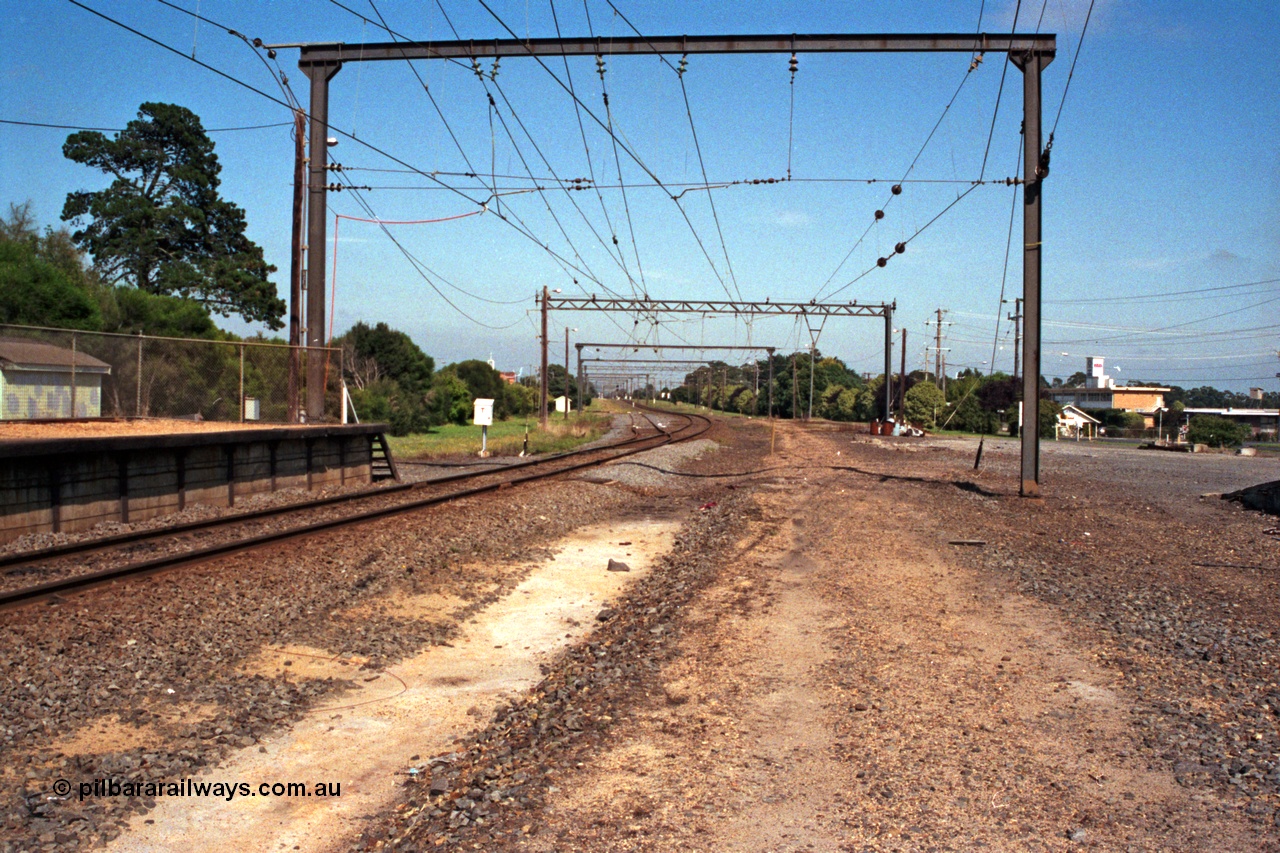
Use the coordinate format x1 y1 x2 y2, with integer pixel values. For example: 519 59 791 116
904 382 947 428
1187 415 1250 448
1038 399 1061 439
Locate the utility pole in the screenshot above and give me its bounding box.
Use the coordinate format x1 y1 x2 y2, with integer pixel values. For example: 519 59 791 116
934 307 944 385
563 326 571 420
287 109 306 423
301 61 340 421
576 342 585 418
792 355 798 420
807 346 815 420
1007 297 1023 382
539 285 549 427
898 328 907 417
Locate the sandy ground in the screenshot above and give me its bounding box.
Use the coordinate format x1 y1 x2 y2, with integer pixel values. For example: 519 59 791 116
501 423 1276 852
0 420 282 440
100 519 677 853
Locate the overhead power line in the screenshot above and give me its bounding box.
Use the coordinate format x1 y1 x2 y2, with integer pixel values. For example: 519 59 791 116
0 117 292 133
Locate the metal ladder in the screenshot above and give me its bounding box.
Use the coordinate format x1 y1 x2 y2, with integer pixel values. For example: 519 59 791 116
370 433 400 482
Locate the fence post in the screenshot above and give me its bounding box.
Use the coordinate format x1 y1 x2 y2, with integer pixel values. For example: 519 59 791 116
135 333 143 417
239 343 246 423
70 332 78 419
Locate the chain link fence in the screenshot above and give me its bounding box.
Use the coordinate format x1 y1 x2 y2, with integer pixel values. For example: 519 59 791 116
0 324 341 423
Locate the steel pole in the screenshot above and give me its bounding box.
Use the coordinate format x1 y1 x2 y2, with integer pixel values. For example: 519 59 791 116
576 343 584 418
1014 50 1046 497
883 306 893 420
539 286 549 427
564 326 570 420
899 328 908 416
288 109 306 423
807 347 815 420
768 353 774 419
302 61 341 421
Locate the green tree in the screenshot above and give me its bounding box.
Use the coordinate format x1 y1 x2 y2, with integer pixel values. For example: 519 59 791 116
427 370 473 426
0 238 103 330
0 203 103 329
452 359 506 410
1038 399 1061 439
341 322 434 395
904 382 947 428
1187 415 1250 447
61 102 284 328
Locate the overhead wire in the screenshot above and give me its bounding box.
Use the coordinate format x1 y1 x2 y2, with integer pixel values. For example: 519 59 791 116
0 118 293 133
477 0 742 304
1044 0 1097 158
978 0 1022 181
813 11 993 300
333 173 527 328
550 0 637 299
347 0 651 346
71 0 634 331
601 1 742 300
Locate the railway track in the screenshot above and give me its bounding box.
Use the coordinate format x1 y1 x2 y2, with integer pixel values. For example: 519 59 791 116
0 406 710 609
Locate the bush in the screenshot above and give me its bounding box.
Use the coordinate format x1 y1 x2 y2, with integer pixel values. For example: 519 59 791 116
904 382 947 428
1039 399 1061 439
427 371 473 426
1187 415 1250 448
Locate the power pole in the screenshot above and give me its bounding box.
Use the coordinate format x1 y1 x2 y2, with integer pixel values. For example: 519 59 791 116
563 326 571 419
792 355 798 419
539 285 549 427
1007 297 1023 382
807 347 815 420
898 328 907 417
287 109 306 423
934 307 944 384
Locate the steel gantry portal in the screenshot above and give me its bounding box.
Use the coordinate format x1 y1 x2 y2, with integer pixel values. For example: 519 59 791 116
542 293 894 430
290 31 1054 495
575 343 778 419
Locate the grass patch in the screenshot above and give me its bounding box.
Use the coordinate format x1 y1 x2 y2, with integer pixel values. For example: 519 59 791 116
387 412 612 460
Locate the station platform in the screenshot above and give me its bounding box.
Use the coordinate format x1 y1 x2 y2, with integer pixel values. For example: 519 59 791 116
0 421 393 545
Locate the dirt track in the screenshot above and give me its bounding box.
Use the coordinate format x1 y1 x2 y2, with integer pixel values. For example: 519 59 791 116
363 419 1280 852
6 415 1280 852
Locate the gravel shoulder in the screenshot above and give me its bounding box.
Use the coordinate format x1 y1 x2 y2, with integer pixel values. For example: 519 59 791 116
351 419 1280 852
6 415 1280 851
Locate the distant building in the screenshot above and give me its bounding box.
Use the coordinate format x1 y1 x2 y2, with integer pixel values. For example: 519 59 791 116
1183 408 1279 438
499 371 518 385
1046 357 1170 427
553 395 573 414
1056 404 1100 440
0 339 112 419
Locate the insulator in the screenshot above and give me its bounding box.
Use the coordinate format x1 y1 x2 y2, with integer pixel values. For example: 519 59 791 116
877 257 887 268
895 242 906 254
874 209 884 220
490 58 500 80
678 55 688 77
596 55 606 77
891 184 902 195
267 49 277 60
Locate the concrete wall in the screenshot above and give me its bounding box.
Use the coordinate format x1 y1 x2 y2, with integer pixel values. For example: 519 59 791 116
0 427 380 544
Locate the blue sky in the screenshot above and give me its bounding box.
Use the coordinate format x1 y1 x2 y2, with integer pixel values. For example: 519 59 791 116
3 1 1277 390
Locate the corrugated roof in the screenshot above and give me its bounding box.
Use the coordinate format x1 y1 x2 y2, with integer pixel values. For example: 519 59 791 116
0 338 111 371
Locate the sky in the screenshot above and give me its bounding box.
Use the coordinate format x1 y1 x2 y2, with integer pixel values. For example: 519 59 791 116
2 1 1278 392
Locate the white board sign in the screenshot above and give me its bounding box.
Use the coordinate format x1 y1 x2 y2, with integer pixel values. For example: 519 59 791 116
473 398 494 426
